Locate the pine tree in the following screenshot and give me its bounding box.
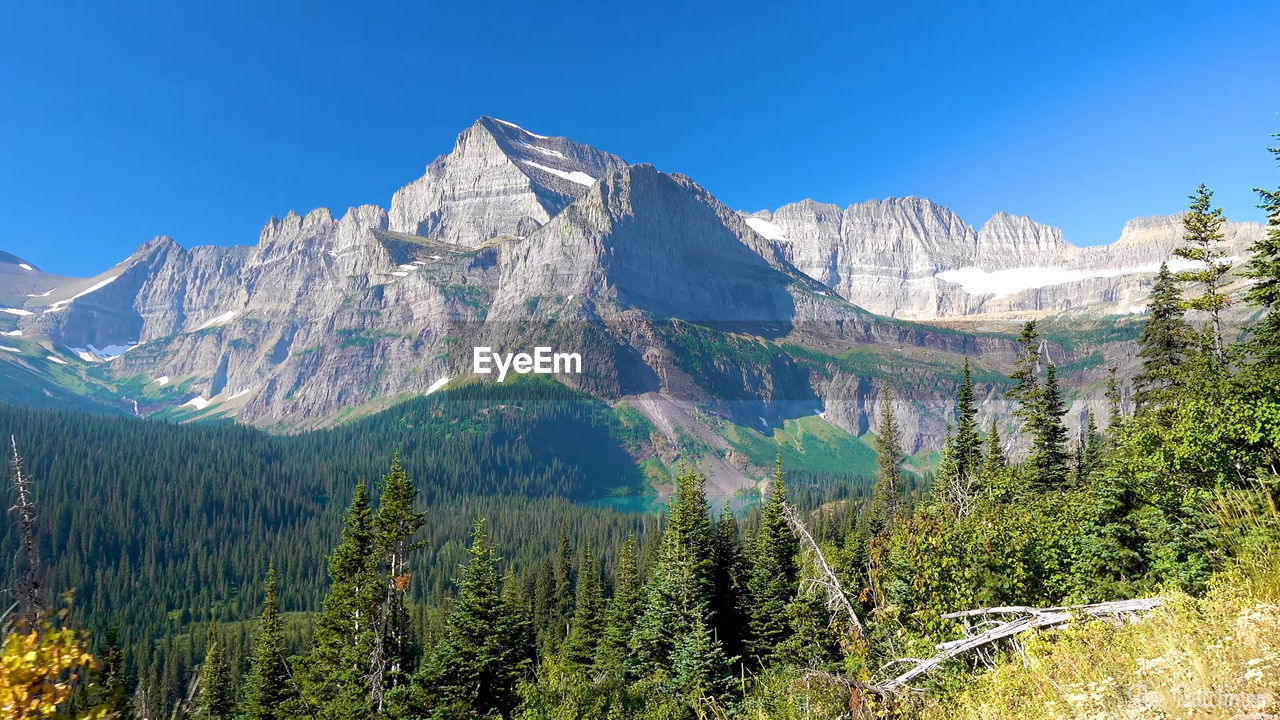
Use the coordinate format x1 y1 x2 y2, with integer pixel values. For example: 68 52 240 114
746 458 799 664
562 542 604 669
594 534 640 677
298 481 378 719
954 357 982 480
709 502 749 665
1007 321 1043 431
1133 262 1189 410
1175 183 1232 360
981 420 1005 481
549 520 575 646
870 385 905 531
368 456 427 713
1028 363 1071 489
415 519 530 719
192 621 234 720
1245 132 1280 364
240 567 298 720
630 466 730 699
1073 410 1106 486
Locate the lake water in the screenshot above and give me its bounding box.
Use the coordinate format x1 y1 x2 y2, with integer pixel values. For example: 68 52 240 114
582 493 760 516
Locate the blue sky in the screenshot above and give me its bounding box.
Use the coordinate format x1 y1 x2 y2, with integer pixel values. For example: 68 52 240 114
2 1 1277 277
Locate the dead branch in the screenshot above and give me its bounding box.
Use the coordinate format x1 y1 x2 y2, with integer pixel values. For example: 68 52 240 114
783 502 864 638
9 437 43 622
876 597 1164 694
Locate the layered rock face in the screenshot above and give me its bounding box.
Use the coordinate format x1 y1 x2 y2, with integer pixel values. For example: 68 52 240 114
745 201 1264 318
388 117 627 246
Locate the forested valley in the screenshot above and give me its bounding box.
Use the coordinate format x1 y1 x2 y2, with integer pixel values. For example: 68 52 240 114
3 157 1280 719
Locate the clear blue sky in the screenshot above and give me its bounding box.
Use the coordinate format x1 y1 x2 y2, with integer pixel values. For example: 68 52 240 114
3 1 1277 277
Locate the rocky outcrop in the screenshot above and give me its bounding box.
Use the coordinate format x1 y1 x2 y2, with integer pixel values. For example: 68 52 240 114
388 117 627 246
745 202 1264 319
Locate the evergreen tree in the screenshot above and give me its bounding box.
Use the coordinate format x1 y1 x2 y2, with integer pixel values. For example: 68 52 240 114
549 521 575 646
415 519 530 719
1133 262 1189 410
561 542 604 669
954 357 983 480
1028 363 1071 490
192 621 234 720
981 420 1005 481
1245 132 1280 364
709 502 749 665
594 534 641 677
629 467 731 700
298 481 378 719
1174 183 1232 360
240 567 298 720
369 456 427 713
1074 410 1106 486
746 458 799 664
870 386 905 531
1007 321 1043 430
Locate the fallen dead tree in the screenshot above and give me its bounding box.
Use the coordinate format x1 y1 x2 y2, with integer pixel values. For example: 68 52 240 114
779 502 1165 700
875 597 1165 694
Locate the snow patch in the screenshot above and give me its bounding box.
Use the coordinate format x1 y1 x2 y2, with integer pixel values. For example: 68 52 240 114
0 346 19 353
398 264 416 271
519 160 595 186
46 355 67 365
390 271 409 277
69 343 136 362
519 141 566 159
182 397 210 411
759 416 769 429
936 257 1209 298
26 289 53 297
495 118 547 139
425 376 449 396
44 275 120 312
744 217 789 241
1 308 32 316
194 311 236 331
1 330 21 337
226 388 252 401
154 376 170 386
18 263 32 271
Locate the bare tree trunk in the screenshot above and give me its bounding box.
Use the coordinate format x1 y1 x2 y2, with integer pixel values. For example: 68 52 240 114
9 437 43 623
782 503 864 639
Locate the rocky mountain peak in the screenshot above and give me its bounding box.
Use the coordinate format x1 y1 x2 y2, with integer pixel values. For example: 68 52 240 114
386 116 627 247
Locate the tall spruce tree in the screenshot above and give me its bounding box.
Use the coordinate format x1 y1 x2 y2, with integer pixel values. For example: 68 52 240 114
369 456 427 713
709 502 749 665
561 542 604 669
629 466 731 700
594 534 641 677
745 458 798 665
1175 183 1232 360
192 621 233 720
1133 262 1189 410
1028 363 1071 489
1007 321 1043 430
415 519 530 719
240 567 298 720
870 386 905 531
982 420 1005 481
1074 410 1106 486
1245 132 1280 363
954 357 982 480
297 481 378 719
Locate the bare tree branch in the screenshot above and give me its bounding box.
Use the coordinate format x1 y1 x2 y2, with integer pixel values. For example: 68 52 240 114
782 502 864 638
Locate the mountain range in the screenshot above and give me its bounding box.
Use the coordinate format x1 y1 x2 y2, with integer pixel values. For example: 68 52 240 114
0 117 1265 493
